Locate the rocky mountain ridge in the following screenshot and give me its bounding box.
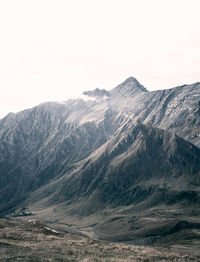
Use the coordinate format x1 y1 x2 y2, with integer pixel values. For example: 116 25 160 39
0 77 200 247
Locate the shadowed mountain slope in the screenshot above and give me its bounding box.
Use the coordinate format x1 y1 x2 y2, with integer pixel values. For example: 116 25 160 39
19 123 200 245
32 124 200 212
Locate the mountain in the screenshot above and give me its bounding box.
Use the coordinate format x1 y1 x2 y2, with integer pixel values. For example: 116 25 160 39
43 123 200 209
19 123 200 244
0 101 117 214
0 77 200 247
66 124 200 206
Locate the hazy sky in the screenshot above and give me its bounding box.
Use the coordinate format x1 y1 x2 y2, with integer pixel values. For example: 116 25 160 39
0 0 199 118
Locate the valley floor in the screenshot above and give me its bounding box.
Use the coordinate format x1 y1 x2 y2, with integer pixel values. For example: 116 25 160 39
0 219 200 262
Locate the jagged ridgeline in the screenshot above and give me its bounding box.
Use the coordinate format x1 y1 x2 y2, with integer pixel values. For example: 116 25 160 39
0 77 200 246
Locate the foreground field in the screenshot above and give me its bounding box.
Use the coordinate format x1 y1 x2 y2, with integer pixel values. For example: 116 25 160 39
0 219 199 262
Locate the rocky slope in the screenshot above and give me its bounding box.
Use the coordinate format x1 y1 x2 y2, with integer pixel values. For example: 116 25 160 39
19 123 200 244
43 124 200 209
0 77 200 247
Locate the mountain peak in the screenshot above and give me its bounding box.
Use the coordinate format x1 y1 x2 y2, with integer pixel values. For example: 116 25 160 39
113 77 148 95
122 76 141 85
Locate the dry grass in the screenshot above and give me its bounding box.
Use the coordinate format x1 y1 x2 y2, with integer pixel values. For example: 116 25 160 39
0 219 199 262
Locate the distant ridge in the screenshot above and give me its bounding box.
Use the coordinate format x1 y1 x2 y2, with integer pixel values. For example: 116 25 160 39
83 88 110 97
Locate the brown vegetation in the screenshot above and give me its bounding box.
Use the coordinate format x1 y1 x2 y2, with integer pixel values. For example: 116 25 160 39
0 219 199 262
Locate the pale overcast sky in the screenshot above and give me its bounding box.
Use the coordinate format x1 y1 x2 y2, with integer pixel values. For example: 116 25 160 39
0 0 199 118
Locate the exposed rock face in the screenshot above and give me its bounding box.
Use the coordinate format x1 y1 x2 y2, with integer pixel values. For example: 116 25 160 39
83 88 110 98
112 76 148 95
44 124 200 215
0 77 200 245
0 102 117 214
